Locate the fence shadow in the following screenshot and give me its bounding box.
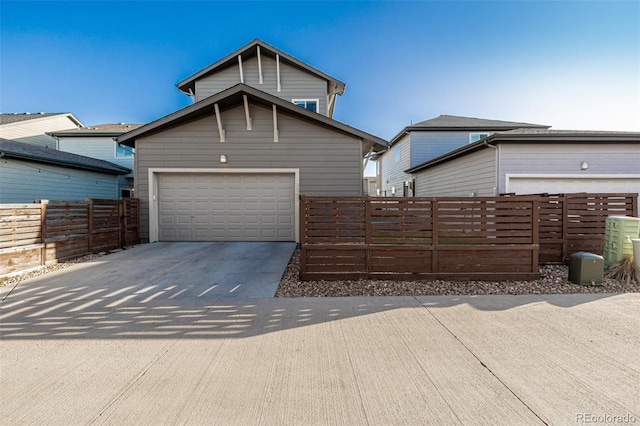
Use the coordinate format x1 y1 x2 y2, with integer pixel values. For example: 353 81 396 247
0 255 626 341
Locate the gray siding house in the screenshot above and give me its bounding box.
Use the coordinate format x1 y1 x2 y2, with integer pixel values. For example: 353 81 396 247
0 138 131 203
377 115 549 196
49 123 143 197
177 39 346 118
406 129 640 209
119 85 386 243
119 40 386 243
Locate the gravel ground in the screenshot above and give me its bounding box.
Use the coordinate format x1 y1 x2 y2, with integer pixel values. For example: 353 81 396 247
275 248 640 297
3 246 637 298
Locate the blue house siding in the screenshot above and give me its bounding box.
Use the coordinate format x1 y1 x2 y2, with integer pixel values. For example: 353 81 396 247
0 158 120 203
409 131 472 168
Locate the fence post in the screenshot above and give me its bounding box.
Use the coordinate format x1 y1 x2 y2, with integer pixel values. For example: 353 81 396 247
365 197 372 275
299 195 307 279
39 200 49 266
531 197 540 271
561 194 568 262
86 199 94 253
299 195 305 245
119 199 125 248
432 199 439 273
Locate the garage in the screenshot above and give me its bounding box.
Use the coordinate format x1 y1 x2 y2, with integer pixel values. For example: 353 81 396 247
158 172 295 241
507 175 640 212
507 175 640 195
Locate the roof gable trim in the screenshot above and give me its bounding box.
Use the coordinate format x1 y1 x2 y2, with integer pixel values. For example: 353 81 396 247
177 39 346 96
118 84 387 150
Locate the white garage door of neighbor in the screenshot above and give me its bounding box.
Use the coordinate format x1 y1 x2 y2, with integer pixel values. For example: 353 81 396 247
158 173 295 241
508 176 640 195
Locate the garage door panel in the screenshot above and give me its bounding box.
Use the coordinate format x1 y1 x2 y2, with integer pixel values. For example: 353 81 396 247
158 173 295 241
510 177 640 195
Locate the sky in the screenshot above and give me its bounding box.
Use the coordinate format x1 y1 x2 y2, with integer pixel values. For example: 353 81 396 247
1 0 639 144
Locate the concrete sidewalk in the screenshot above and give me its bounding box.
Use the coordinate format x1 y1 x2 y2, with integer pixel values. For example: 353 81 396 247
1 289 638 425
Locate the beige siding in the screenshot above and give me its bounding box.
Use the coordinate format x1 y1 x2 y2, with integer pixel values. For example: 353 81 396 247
413 148 496 197
0 115 79 148
379 134 411 196
195 56 328 115
135 102 363 240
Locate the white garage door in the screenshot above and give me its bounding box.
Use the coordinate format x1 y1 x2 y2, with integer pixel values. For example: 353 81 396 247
508 176 640 195
158 173 295 241
508 175 640 212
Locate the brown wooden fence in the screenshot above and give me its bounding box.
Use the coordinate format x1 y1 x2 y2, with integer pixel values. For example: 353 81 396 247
300 193 638 281
300 196 540 281
513 193 637 263
1 198 139 276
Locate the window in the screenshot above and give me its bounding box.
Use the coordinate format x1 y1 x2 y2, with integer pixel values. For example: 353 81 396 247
394 146 401 162
469 133 490 143
116 143 135 158
292 99 318 113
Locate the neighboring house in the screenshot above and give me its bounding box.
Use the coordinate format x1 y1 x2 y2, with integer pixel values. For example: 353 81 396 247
363 176 378 196
0 113 83 148
177 38 346 118
118 40 387 243
377 115 549 196
49 123 143 197
405 129 640 210
0 138 131 203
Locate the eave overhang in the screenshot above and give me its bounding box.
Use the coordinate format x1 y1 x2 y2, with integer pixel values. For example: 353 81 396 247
0 144 130 175
406 131 640 174
117 84 387 155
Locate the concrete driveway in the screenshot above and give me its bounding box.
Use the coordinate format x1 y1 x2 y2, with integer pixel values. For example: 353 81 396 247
1 241 296 301
0 243 638 425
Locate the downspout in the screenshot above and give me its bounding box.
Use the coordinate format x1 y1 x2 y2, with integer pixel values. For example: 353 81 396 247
484 141 499 195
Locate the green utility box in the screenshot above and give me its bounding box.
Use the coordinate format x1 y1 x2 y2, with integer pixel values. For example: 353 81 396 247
568 252 604 286
603 216 640 269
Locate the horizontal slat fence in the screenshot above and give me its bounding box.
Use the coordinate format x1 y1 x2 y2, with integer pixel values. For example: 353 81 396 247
508 193 638 263
300 193 638 281
301 196 540 281
1 198 139 276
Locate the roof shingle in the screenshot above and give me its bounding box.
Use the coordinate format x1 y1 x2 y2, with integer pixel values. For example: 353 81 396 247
0 138 131 175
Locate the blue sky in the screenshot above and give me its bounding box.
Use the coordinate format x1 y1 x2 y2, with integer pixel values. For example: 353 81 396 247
1 0 639 141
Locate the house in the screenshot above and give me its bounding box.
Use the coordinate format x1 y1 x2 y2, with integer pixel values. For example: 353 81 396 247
118 40 387 243
49 123 144 198
176 38 346 118
405 129 640 210
0 112 83 148
377 115 549 196
0 138 131 203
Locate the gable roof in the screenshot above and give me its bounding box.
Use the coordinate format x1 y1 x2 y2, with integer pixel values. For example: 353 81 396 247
406 129 640 174
49 123 144 137
0 138 131 175
177 39 346 98
118 83 387 155
387 114 550 147
409 115 549 130
0 112 83 127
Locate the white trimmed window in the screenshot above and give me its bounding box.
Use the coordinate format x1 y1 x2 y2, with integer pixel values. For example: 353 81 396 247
116 143 135 158
469 133 490 143
292 99 319 113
